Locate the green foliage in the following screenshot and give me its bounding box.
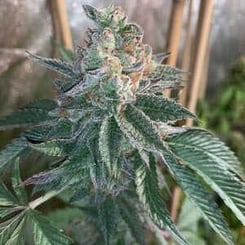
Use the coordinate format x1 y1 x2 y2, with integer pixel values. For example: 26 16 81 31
0 99 57 130
196 58 245 244
167 129 245 225
135 153 189 245
160 149 233 245
0 138 29 173
135 94 196 123
47 207 83 230
99 116 123 178
117 195 145 245
0 4 244 245
175 199 205 245
0 160 71 245
29 210 72 245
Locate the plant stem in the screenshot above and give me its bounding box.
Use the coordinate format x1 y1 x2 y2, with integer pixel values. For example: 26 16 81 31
170 187 182 221
28 189 64 210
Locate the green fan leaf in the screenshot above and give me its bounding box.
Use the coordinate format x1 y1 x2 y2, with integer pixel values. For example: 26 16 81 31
5 215 26 245
0 212 25 245
11 159 28 205
116 104 164 151
175 199 205 245
25 148 91 190
22 99 57 111
167 128 245 225
160 150 233 245
148 64 183 82
28 209 72 245
99 116 123 178
28 53 75 78
25 118 75 143
0 138 29 173
88 136 108 190
0 182 18 207
0 99 57 130
138 79 182 94
0 208 16 219
55 149 91 188
98 197 118 245
135 153 189 245
135 94 196 123
118 195 145 245
29 140 66 157
168 128 244 176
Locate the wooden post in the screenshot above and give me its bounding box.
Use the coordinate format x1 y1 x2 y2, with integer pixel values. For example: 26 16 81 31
164 0 186 98
165 0 188 222
165 0 186 66
186 0 214 126
49 0 73 51
179 0 193 105
198 42 211 99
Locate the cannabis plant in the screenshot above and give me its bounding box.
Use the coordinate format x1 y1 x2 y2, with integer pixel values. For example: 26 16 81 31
0 5 244 245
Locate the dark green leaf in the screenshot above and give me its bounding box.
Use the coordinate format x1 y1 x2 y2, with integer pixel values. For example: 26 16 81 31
5 215 26 245
22 99 57 111
135 154 189 245
0 99 57 130
29 140 65 157
47 207 83 230
25 118 75 143
28 209 72 245
167 128 245 225
116 104 164 151
0 138 29 173
135 94 196 123
0 212 25 244
0 183 18 206
98 197 118 245
25 148 91 190
148 64 183 82
0 207 20 219
167 128 244 176
175 199 205 245
99 116 123 178
118 195 145 245
28 52 75 78
88 136 108 190
161 150 233 245
11 159 28 205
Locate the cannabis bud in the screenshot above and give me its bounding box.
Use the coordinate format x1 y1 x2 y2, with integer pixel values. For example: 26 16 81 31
31 5 184 118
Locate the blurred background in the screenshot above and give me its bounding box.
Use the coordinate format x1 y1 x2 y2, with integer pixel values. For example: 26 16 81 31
0 0 244 244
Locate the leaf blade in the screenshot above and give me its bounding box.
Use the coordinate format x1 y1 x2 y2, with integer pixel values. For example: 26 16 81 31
28 53 75 78
0 183 18 206
116 104 164 151
11 158 28 205
160 150 234 245
0 99 57 130
167 128 245 225
0 138 29 173
135 153 189 245
29 210 72 245
99 116 123 178
135 94 196 123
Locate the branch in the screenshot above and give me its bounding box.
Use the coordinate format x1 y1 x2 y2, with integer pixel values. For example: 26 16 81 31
28 189 64 210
